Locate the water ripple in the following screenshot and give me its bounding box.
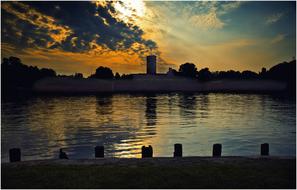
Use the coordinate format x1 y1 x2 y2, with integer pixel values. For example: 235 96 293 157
1 93 295 162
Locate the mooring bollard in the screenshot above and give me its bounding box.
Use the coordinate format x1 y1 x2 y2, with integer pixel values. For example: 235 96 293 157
213 144 222 157
141 146 146 158
148 145 153 157
174 143 183 157
9 148 21 162
95 146 104 158
141 145 153 158
261 143 269 156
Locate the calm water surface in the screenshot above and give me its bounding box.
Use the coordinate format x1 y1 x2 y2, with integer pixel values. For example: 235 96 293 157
1 93 296 162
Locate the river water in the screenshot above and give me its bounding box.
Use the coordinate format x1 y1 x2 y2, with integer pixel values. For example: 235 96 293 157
1 93 296 162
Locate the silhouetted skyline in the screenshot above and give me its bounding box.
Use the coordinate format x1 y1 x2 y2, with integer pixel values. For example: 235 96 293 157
2 56 296 95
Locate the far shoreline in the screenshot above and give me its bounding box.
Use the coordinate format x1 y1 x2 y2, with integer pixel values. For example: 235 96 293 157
32 77 289 94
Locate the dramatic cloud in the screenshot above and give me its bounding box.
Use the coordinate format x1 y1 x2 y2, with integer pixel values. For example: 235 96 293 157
265 13 283 25
190 8 225 29
188 1 243 29
1 1 158 57
1 2 73 50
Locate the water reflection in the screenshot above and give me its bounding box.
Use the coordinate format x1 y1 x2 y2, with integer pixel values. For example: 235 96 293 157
96 95 112 112
196 95 209 119
145 95 157 127
179 94 197 114
1 93 296 162
178 94 198 127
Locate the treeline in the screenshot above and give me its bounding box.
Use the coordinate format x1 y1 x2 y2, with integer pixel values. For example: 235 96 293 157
174 62 296 82
2 57 56 92
174 61 295 92
85 61 296 84
58 66 132 80
1 56 296 93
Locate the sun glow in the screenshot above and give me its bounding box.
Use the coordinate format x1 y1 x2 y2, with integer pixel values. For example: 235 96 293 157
108 0 146 24
95 0 146 25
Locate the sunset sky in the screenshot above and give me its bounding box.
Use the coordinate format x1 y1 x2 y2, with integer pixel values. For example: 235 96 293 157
1 1 296 76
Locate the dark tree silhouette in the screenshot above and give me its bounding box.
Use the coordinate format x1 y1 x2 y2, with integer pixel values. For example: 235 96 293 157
121 74 134 79
197 68 212 81
266 60 295 81
167 68 178 76
178 63 197 78
89 66 114 79
115 72 121 79
266 59 296 93
2 56 56 93
241 70 259 79
261 67 267 74
74 73 83 79
212 70 241 79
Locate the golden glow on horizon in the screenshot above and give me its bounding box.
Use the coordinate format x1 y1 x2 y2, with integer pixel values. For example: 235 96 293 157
17 47 144 75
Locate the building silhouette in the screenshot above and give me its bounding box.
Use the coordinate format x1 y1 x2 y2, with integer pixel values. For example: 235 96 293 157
132 55 176 80
146 55 157 75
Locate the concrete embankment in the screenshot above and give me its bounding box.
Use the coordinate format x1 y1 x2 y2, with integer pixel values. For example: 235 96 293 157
33 77 287 93
2 156 295 188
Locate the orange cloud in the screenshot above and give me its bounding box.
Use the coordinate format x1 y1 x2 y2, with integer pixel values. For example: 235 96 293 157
2 2 73 48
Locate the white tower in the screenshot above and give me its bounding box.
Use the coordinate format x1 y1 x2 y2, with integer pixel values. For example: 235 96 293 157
146 55 156 75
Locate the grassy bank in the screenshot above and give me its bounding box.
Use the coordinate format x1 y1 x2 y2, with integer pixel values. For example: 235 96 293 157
1 157 296 189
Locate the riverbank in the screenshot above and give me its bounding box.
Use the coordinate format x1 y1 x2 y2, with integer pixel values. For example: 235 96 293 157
2 156 295 188
33 77 287 93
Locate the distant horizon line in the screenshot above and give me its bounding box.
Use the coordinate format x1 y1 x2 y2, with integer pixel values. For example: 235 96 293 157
2 55 296 77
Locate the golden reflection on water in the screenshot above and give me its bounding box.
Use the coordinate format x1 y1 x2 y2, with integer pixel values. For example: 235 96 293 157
1 93 296 161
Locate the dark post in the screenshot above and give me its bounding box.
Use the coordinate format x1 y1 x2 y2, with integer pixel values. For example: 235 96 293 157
141 146 146 158
261 143 269 156
213 144 222 157
9 148 21 162
95 146 104 158
174 144 183 157
142 145 153 158
148 145 153 157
